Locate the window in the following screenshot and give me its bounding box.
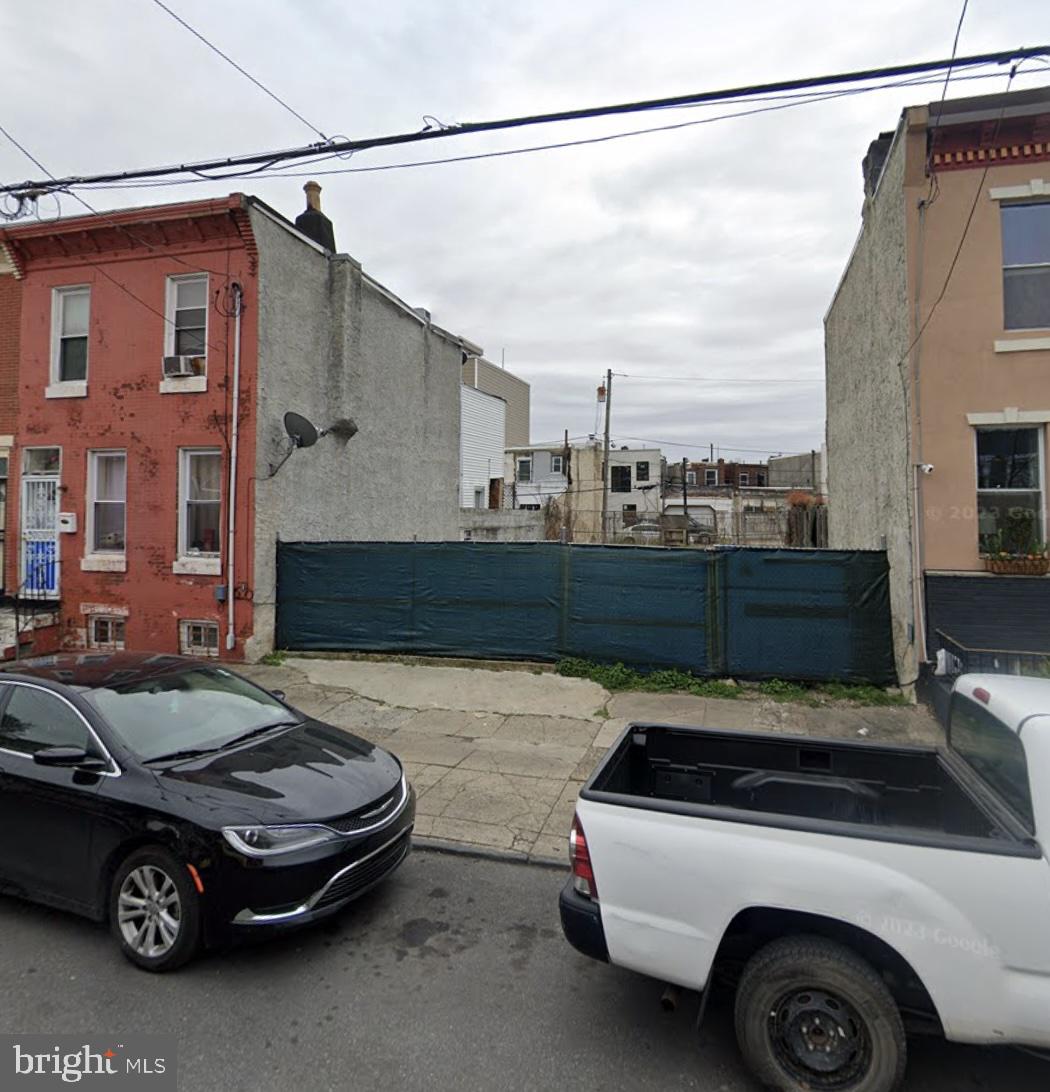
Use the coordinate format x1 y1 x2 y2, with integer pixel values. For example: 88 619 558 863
23 447 60 476
1001 203 1050 329
551 455 564 474
950 695 1034 831
610 465 631 493
516 457 532 483
51 287 89 384
88 616 126 650
473 487 485 509
636 461 650 482
686 470 696 485
180 620 219 658
0 686 90 756
739 472 750 486
179 449 222 557
705 468 718 486
757 472 767 486
87 451 126 554
166 275 208 357
622 504 637 512
975 427 1043 553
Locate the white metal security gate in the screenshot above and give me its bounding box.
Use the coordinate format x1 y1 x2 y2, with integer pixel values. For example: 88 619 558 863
21 477 59 597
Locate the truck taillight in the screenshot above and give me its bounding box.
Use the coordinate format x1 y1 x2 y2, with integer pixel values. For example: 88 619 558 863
569 813 598 900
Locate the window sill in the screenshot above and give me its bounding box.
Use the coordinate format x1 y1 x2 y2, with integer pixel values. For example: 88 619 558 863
994 336 1050 353
159 375 208 394
45 380 87 399
173 556 221 576
81 555 127 573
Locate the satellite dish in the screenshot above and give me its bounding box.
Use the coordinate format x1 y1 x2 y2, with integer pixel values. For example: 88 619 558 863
284 411 319 449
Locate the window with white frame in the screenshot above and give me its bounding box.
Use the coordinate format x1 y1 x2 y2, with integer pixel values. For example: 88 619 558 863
516 457 532 483
166 275 209 358
87 451 126 554
473 487 485 509
51 287 89 384
1001 203 1050 330
88 615 125 649
635 461 650 482
551 455 564 474
739 472 750 485
686 470 696 485
180 620 219 657
976 427 1044 553
179 448 222 557
705 468 718 486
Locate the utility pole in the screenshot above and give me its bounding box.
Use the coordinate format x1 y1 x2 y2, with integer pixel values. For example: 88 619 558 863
681 457 690 545
600 369 612 544
561 428 571 543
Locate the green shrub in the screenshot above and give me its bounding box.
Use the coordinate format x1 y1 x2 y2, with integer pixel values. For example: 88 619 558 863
554 659 739 697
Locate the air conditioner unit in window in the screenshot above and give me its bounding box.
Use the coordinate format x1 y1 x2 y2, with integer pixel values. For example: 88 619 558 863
162 355 205 378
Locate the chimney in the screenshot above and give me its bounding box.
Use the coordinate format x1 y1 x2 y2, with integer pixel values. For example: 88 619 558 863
294 181 336 252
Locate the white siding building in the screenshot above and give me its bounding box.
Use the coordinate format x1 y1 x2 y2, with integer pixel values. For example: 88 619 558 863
460 386 506 509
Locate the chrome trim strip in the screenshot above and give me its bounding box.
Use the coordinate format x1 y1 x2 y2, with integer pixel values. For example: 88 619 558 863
0 681 120 777
233 825 412 925
319 773 409 838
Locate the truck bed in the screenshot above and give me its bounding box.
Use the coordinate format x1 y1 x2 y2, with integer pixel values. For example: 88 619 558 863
586 723 1033 852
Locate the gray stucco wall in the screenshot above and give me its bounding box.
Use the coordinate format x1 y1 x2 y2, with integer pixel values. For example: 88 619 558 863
246 207 462 657
824 128 914 684
459 508 545 541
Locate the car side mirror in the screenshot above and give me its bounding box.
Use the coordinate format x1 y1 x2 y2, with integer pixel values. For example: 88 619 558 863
270 689 286 701
34 746 108 772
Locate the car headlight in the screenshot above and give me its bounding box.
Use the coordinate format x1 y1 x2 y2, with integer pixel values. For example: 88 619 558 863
222 824 340 857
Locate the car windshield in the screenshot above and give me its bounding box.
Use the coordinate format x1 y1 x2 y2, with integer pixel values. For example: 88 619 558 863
83 666 298 762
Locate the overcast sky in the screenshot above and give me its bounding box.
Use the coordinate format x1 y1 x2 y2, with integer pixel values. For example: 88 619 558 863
2 1 1047 462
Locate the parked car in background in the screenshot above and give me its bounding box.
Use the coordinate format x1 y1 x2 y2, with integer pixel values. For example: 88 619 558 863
560 674 1050 1091
0 653 414 971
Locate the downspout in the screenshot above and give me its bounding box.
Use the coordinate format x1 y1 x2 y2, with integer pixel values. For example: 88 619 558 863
226 282 243 652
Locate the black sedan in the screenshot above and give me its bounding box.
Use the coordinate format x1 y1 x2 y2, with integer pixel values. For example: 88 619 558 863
0 653 415 971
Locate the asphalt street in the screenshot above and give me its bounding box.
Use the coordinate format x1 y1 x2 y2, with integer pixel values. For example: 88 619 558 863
0 849 1045 1092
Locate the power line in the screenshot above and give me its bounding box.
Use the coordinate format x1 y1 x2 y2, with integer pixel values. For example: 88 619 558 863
148 0 327 141
612 435 806 456
614 373 821 384
58 60 1050 199
925 0 970 206
3 45 1045 197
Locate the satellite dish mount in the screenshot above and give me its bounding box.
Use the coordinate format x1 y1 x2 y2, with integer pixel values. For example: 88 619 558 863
268 410 359 477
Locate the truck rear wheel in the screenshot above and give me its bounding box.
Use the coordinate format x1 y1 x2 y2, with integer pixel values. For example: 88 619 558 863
734 935 906 1092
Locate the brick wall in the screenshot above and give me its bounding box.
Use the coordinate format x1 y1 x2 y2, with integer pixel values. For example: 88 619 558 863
0 274 19 434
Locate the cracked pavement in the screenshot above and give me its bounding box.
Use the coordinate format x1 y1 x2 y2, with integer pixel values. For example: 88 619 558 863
238 657 942 862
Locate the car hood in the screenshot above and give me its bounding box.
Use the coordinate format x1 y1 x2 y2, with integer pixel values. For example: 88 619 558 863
156 720 403 825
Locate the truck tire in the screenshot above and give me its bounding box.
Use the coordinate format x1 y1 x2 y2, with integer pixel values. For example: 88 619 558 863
734 935 906 1092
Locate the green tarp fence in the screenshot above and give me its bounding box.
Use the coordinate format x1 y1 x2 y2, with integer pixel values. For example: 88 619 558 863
275 542 896 684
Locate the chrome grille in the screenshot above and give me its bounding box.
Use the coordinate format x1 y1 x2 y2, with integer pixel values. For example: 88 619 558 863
313 830 411 910
325 781 404 834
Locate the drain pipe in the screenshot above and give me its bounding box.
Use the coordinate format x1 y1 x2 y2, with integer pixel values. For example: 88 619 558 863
225 283 243 652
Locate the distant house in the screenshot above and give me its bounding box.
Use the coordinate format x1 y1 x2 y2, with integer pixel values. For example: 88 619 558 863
566 443 663 542
0 182 481 659
462 355 530 447
506 443 569 510
460 386 506 510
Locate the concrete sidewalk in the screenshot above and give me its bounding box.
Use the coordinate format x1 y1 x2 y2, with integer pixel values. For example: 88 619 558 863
239 657 941 864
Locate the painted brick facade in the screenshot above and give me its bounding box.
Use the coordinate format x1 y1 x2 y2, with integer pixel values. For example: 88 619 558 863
0 197 258 656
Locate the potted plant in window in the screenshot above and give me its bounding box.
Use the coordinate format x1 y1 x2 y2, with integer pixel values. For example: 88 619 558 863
981 522 1050 576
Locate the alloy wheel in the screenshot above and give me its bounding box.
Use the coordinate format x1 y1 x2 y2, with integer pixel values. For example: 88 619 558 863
117 865 182 959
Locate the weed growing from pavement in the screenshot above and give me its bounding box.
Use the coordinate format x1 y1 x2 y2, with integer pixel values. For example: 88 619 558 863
556 660 906 707
260 650 287 666
556 658 741 699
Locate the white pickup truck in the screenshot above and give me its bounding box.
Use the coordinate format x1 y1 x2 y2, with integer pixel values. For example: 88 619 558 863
559 674 1050 1092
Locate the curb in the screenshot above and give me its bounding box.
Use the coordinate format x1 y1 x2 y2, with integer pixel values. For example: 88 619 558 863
412 835 567 871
